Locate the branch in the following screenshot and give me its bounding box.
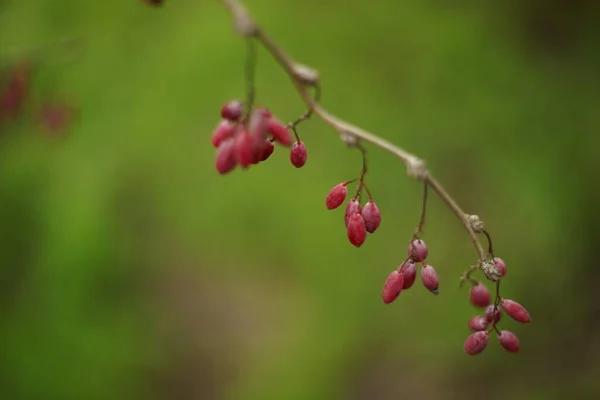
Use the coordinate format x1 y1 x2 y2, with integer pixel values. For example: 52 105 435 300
219 0 487 262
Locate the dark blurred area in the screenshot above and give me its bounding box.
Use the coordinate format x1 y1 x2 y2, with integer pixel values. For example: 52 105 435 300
1 0 599 399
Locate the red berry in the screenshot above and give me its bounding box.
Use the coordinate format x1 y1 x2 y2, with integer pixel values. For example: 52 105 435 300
346 213 367 247
382 270 404 304
361 201 381 233
469 282 491 308
0 63 30 120
215 138 237 174
398 259 417 289
420 264 439 294
248 108 270 139
500 299 532 323
267 117 293 146
211 119 236 148
484 304 502 323
468 316 489 332
344 199 362 227
258 139 275 162
290 141 307 168
494 257 507 277
235 129 258 168
326 183 347 210
497 330 520 353
220 100 243 121
408 239 428 262
464 331 489 355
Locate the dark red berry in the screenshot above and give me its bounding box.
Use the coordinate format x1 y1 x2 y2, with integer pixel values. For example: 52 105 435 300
344 199 362 227
468 316 489 332
0 63 30 120
421 264 439 294
267 117 293 146
38 101 74 135
215 138 237 174
361 201 381 233
258 139 274 162
408 239 428 262
382 270 404 304
500 299 532 323
220 100 243 121
469 282 491 308
326 183 347 210
497 330 520 353
484 304 502 324
494 257 507 277
211 119 236 148
398 259 417 289
464 331 489 355
290 141 307 168
235 129 257 168
248 108 270 139
347 213 367 247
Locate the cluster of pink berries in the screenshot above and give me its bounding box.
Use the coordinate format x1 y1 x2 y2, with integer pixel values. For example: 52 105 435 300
212 100 308 174
463 258 531 354
381 239 439 303
325 182 381 247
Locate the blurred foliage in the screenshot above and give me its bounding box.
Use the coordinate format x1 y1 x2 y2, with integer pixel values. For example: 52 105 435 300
1 0 599 399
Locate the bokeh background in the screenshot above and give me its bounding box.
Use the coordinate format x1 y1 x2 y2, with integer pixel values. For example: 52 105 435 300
1 0 599 399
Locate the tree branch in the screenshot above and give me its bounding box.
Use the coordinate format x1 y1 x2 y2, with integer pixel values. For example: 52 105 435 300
218 0 487 262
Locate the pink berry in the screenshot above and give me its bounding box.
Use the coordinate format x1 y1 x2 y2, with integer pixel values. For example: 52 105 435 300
215 138 237 174
211 119 236 148
500 299 532 323
398 259 417 289
497 330 520 353
468 316 489 332
290 141 307 168
248 108 270 139
469 282 491 308
326 183 347 210
382 270 404 304
361 201 381 233
408 239 428 262
220 100 243 121
346 213 367 247
344 199 362 227
420 264 439 294
484 305 502 323
235 129 256 168
267 117 293 147
464 331 489 355
494 257 507 277
258 139 275 162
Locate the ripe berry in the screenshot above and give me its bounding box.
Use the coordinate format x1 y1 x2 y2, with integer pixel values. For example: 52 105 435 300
290 141 307 168
469 282 491 308
494 257 507 277
421 264 439 294
408 239 428 262
267 117 293 146
361 201 381 233
382 270 404 304
464 331 489 355
347 213 367 247
215 138 237 174
497 330 520 353
484 304 502 324
500 299 532 323
326 183 347 210
211 119 236 148
235 129 256 168
258 139 274 162
344 199 362 227
248 108 270 139
398 259 417 289
0 63 30 120
468 316 489 332
220 100 243 122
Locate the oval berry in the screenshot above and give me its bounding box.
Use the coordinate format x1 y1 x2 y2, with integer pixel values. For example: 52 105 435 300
484 304 502 323
290 141 307 168
468 316 489 332
398 259 417 289
267 117 293 146
215 138 237 174
494 257 507 277
500 299 532 323
464 331 489 355
382 271 404 304
248 108 270 139
497 330 520 353
326 183 347 210
469 282 491 308
211 119 236 148
235 129 256 168
408 239 428 262
220 100 243 121
421 264 439 294
258 139 275 162
362 201 381 233
344 199 362 227
346 213 367 247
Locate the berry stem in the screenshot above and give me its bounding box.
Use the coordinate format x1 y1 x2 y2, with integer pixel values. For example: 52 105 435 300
413 181 428 238
354 142 369 200
481 229 495 260
243 37 257 121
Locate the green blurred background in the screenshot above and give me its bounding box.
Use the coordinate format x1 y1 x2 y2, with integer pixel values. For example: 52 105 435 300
1 0 599 399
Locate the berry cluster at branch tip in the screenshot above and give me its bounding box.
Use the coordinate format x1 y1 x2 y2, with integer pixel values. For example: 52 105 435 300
212 100 308 174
